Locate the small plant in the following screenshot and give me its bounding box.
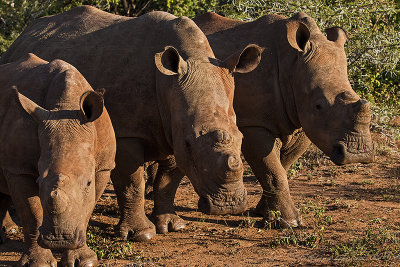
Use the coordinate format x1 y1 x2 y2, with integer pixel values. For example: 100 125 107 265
361 179 375 186
86 226 158 263
331 226 400 265
243 166 254 176
240 212 257 228
269 226 325 249
287 160 302 179
328 166 341 178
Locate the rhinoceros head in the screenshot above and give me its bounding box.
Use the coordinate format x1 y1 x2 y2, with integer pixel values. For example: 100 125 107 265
283 13 374 165
15 80 108 250
155 44 262 214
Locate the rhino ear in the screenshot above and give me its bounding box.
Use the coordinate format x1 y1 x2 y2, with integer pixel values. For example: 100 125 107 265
155 46 188 75
224 44 264 74
79 91 104 123
286 21 310 52
326 27 347 47
13 87 49 123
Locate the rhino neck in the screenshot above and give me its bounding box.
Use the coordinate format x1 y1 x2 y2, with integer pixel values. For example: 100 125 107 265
154 72 175 152
275 45 302 134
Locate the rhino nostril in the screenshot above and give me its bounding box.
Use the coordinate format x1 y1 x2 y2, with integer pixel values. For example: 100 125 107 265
51 190 58 197
214 129 231 144
227 155 241 171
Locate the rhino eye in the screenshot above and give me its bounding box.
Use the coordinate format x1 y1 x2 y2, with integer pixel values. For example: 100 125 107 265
315 98 326 111
185 140 191 150
87 181 92 187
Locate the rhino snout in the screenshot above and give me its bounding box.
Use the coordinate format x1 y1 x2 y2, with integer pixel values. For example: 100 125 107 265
38 227 85 250
47 189 70 214
198 187 248 215
331 139 375 165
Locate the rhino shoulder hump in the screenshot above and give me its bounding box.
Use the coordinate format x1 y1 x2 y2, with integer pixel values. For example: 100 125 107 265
144 11 177 22
194 12 244 34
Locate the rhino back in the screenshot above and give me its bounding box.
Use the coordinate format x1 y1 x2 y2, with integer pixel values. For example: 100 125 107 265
1 6 214 158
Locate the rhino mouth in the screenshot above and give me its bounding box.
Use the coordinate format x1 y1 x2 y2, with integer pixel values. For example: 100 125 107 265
331 133 374 165
198 187 248 215
38 228 85 250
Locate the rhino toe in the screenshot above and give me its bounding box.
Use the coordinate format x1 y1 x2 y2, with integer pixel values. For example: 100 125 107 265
132 228 156 241
18 247 56 267
153 213 186 234
61 245 98 267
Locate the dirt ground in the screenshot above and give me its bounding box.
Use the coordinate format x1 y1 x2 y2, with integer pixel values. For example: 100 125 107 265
0 128 399 266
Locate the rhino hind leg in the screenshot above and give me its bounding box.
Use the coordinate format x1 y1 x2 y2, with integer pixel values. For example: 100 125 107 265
144 162 158 200
111 138 156 241
151 156 186 234
61 245 97 267
5 173 56 266
241 127 302 228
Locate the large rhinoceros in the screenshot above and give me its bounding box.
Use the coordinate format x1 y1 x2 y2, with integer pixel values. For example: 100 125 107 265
191 12 374 227
0 53 116 266
0 6 263 240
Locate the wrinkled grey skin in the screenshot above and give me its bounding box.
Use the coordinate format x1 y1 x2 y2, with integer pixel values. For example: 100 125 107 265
1 6 263 240
191 12 375 227
0 54 116 266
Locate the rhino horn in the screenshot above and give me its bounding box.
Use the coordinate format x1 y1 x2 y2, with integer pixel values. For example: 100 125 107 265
352 99 371 125
224 44 264 74
326 27 347 47
155 46 188 75
79 90 104 123
14 87 49 123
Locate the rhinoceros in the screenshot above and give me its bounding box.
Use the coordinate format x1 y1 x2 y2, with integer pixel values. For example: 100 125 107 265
1 6 263 240
194 12 374 227
0 53 116 266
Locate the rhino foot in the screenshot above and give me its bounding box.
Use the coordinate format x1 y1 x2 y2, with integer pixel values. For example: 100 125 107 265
61 245 98 267
116 216 156 242
17 247 56 267
254 195 302 228
151 213 186 234
2 214 18 234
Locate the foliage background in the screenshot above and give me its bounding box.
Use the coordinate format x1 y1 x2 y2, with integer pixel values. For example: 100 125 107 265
1 0 399 107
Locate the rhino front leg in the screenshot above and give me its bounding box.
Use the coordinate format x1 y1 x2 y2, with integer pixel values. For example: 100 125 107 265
0 193 17 243
241 127 302 228
280 129 311 172
111 138 156 241
144 162 158 200
151 156 186 234
5 173 56 267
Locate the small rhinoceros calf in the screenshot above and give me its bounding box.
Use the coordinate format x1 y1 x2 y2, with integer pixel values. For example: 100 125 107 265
0 54 116 266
